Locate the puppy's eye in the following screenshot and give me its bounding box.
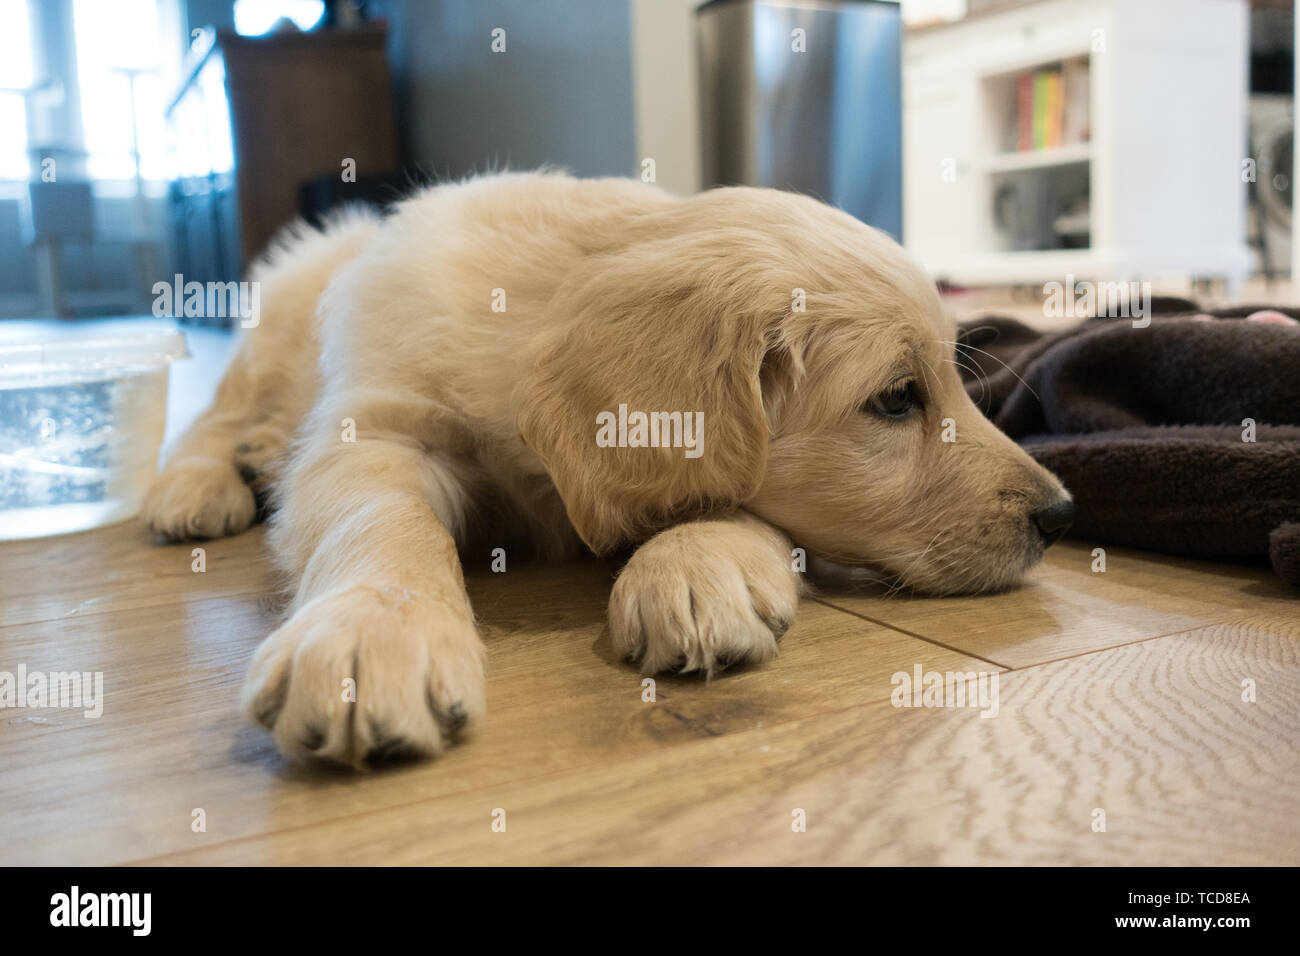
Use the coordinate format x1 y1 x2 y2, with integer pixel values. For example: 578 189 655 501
866 379 922 421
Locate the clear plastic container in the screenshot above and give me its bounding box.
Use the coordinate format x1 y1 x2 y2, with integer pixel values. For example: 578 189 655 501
0 328 189 540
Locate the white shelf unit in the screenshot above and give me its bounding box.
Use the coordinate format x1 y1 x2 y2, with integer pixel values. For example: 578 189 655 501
981 143 1093 174
903 0 1253 288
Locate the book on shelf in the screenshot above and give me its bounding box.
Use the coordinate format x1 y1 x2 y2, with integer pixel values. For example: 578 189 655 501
1062 58 1090 146
1017 71 1033 151
1011 60 1089 153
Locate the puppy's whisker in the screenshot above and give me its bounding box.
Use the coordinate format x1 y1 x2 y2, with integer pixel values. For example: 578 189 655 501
955 323 1002 341
937 339 1041 404
939 341 990 382
935 336 993 405
915 351 942 396
943 356 988 406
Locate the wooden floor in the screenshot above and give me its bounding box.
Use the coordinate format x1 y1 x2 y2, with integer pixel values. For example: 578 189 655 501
1 516 1297 865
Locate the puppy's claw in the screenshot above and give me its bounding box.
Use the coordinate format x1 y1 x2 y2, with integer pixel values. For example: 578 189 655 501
142 456 257 541
240 587 486 769
761 614 792 640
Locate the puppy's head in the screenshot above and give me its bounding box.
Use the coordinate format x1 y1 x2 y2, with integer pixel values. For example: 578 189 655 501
516 186 1071 595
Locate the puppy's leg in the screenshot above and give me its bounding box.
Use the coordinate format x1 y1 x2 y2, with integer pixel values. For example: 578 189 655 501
141 341 304 540
143 212 379 540
610 511 803 676
241 430 485 767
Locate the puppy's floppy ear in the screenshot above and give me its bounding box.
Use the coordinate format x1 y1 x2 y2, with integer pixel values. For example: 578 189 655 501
515 237 791 554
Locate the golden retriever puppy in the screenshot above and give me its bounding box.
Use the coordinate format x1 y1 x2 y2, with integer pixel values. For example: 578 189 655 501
144 170 1073 768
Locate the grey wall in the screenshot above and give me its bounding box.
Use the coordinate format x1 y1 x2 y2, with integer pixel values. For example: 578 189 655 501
374 0 636 179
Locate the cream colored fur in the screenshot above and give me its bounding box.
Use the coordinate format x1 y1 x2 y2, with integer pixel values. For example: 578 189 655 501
144 170 1069 768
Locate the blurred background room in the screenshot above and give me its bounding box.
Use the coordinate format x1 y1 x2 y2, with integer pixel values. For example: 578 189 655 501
0 0 1292 538
0 0 1288 324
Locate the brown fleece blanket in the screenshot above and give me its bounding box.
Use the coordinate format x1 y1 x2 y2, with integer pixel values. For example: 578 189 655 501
956 298 1300 588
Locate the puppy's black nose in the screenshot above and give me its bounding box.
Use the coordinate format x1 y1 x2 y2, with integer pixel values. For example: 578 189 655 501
1032 498 1075 547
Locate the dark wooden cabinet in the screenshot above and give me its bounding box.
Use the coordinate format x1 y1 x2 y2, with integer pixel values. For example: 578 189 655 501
165 26 398 321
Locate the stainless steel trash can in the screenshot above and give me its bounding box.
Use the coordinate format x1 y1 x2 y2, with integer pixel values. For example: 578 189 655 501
696 0 903 239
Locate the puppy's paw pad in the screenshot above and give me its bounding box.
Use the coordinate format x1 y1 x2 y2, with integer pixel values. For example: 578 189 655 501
142 456 256 540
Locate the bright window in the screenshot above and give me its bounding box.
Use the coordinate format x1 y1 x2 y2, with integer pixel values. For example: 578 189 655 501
234 0 325 36
73 0 168 180
0 93 27 181
0 0 33 180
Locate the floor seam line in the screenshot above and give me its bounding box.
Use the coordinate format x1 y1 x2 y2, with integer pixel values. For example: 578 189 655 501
993 615 1254 673
808 596 1012 670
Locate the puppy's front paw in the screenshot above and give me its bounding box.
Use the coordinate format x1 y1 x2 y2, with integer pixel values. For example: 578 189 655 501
241 585 486 768
142 456 256 540
609 522 799 676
